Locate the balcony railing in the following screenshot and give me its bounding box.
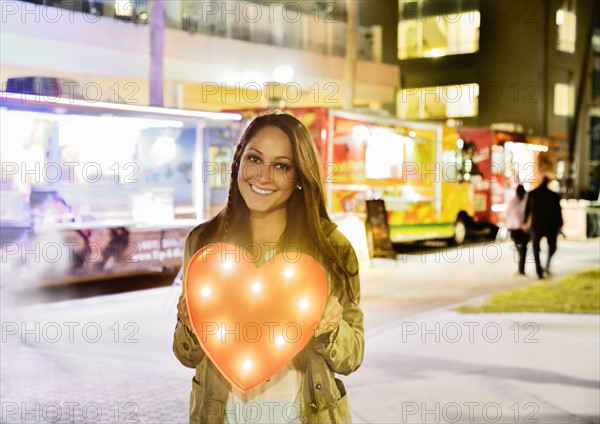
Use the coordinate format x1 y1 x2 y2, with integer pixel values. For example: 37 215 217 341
20 0 381 62
171 1 379 61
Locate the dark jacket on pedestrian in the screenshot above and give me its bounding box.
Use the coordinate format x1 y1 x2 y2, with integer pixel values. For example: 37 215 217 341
524 177 563 236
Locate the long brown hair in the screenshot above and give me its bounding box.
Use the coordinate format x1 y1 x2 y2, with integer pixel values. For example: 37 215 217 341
206 111 358 299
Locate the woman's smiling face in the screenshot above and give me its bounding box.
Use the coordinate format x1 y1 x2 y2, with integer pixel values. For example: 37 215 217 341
238 126 298 218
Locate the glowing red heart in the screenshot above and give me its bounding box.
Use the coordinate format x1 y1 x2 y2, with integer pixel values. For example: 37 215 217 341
185 243 328 393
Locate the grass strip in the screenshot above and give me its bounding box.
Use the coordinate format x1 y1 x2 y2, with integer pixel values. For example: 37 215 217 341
457 268 600 313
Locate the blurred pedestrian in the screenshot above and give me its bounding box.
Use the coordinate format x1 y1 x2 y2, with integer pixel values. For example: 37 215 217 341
506 184 529 276
173 111 364 423
524 175 564 279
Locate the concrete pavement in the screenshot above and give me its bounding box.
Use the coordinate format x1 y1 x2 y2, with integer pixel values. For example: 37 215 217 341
1 239 599 423
347 308 599 423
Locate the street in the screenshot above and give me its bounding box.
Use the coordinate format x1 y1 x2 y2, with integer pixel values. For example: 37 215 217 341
1 239 598 423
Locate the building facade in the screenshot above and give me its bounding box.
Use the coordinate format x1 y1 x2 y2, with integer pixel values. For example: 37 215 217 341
397 0 599 199
1 0 400 111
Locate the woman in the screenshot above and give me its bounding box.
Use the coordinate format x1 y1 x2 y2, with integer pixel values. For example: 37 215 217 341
506 184 529 276
173 111 364 423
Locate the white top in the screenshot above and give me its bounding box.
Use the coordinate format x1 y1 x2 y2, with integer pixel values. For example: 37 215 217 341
224 364 302 424
506 195 527 230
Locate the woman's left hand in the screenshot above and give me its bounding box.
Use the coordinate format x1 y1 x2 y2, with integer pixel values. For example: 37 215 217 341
315 295 344 337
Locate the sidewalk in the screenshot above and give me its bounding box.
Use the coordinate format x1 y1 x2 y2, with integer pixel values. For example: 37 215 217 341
347 308 600 423
1 251 599 423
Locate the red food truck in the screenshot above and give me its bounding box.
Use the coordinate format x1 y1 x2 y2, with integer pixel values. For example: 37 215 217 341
457 125 552 232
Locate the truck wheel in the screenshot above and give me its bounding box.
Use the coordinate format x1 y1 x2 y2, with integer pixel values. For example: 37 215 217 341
451 217 467 246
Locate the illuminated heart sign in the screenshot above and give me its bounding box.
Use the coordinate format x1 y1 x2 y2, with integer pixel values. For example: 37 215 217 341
185 243 328 392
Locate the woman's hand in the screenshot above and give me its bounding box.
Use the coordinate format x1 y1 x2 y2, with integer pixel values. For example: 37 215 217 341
315 295 344 338
177 291 192 329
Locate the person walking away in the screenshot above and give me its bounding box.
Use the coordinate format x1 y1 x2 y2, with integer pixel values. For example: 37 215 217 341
524 175 564 279
506 185 529 276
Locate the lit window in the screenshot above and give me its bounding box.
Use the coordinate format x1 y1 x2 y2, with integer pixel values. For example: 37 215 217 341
556 9 576 53
554 83 572 116
398 4 480 59
398 84 479 120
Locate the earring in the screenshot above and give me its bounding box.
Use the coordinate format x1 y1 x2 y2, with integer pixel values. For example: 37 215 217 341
296 185 302 190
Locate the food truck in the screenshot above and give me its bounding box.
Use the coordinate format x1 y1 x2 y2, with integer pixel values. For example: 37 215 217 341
235 108 476 258
456 126 551 230
0 91 243 286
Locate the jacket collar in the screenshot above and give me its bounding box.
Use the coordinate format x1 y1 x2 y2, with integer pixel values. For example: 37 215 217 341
321 218 337 236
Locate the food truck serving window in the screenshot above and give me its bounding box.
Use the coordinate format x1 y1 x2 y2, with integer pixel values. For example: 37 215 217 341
58 115 141 183
0 106 201 226
365 128 406 179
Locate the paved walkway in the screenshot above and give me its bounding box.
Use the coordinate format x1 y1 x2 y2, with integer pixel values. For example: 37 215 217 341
348 308 599 423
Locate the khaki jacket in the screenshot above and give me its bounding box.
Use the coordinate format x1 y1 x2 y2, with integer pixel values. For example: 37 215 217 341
173 220 364 423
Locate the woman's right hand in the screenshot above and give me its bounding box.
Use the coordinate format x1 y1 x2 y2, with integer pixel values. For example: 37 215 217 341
177 291 192 329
